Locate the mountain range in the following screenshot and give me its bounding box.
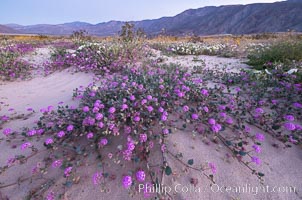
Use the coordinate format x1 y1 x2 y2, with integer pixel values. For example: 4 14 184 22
0 24 19 34
1 0 302 36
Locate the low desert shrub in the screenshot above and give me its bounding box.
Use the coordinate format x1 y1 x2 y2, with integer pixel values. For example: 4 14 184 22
0 42 34 80
247 41 302 69
2 64 286 199
1 39 301 199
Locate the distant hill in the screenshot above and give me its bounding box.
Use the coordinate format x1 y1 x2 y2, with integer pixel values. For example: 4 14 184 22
0 24 19 33
2 0 302 36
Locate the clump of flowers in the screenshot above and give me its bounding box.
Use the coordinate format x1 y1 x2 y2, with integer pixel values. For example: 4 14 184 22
44 38 148 75
153 42 229 56
0 42 34 80
2 45 302 199
2 64 272 198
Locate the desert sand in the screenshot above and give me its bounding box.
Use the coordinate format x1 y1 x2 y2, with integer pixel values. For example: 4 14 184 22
0 48 302 200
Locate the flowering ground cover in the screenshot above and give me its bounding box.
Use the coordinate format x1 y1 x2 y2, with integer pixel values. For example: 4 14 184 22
0 41 36 80
0 33 302 200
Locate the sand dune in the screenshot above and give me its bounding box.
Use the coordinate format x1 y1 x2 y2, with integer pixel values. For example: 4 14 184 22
0 48 301 200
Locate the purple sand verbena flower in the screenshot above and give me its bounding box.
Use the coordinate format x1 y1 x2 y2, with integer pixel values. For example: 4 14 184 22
141 99 147 105
293 102 302 108
161 114 167 121
92 107 99 113
218 105 226 110
121 104 128 110
178 91 185 98
201 89 209 96
220 112 227 118
87 132 94 139
284 122 296 131
251 156 261 165
3 128 12 136
255 133 265 141
127 140 135 151
47 105 54 112
134 115 141 122
203 106 209 113
123 149 132 161
158 107 164 113
109 107 116 114
122 176 132 188
27 129 37 136
252 144 261 153
147 106 154 112
139 133 147 143
226 117 233 124
124 126 131 134
162 128 169 135
67 125 74 131
46 191 55 200
209 163 217 174
93 172 103 185
64 167 73 177
95 113 103 120
21 142 32 150
82 106 90 112
192 113 199 120
211 124 222 133
255 107 264 114
130 95 135 101
37 129 44 135
98 122 104 128
245 126 251 133
45 138 54 145
136 170 146 182
52 160 63 168
99 138 108 146
295 124 302 131
183 105 189 112
57 131 65 138
284 115 295 121
161 144 166 152
208 118 216 125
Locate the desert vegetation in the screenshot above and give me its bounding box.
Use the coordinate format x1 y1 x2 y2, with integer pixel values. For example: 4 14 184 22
0 28 302 200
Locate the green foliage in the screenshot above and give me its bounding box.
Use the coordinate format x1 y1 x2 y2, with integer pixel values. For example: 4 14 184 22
119 22 146 43
119 22 135 43
250 33 277 40
187 159 194 165
50 47 68 59
38 34 49 40
165 166 172 176
70 29 90 44
0 42 33 80
247 41 302 69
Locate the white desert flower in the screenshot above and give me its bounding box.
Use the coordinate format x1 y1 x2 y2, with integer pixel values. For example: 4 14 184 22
265 69 272 75
253 70 262 74
287 69 298 74
92 86 98 91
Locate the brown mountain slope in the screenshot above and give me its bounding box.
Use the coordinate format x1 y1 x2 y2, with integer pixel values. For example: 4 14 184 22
3 0 302 36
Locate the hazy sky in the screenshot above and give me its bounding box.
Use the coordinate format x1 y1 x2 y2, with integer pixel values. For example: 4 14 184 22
0 0 279 25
